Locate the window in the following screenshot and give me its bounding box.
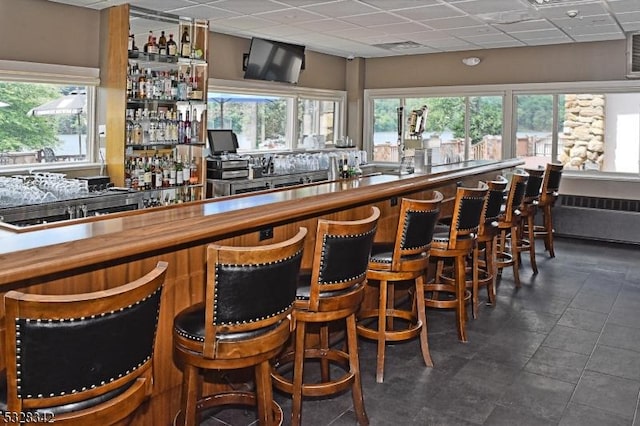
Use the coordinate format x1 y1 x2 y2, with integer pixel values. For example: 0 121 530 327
367 83 640 175
207 80 345 153
0 61 98 170
208 92 290 151
515 91 640 173
514 94 555 169
298 98 338 147
369 94 503 164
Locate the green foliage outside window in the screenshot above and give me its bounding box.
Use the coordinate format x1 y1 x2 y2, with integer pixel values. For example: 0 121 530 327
0 83 59 152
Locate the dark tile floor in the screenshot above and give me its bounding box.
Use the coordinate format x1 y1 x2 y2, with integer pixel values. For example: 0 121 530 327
202 237 640 426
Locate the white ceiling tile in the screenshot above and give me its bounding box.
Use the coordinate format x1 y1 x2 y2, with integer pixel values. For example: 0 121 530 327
128 0 194 11
563 24 623 36
214 15 278 31
392 4 464 21
340 12 408 26
422 15 484 29
493 19 556 33
303 0 379 18
571 32 626 42
609 10 640 23
256 7 324 24
370 22 431 35
477 40 527 49
513 29 572 41
461 33 521 44
446 25 501 38
296 18 359 33
606 0 640 14
359 0 440 10
47 0 640 58
452 0 531 14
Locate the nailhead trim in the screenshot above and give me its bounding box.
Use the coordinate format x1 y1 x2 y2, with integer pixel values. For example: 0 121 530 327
455 196 485 231
16 286 162 399
213 249 302 326
400 209 433 250
319 228 376 284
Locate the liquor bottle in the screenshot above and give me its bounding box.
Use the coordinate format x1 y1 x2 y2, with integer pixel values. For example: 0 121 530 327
191 108 199 142
128 30 135 52
158 31 167 56
177 112 185 143
138 72 146 99
143 31 153 53
182 158 190 185
175 156 184 186
167 34 177 56
125 110 134 145
180 27 191 58
150 37 158 55
183 110 192 144
143 157 152 190
154 157 163 189
189 159 198 184
169 155 177 187
132 110 143 145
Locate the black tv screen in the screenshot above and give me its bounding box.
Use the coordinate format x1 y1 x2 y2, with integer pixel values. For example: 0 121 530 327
207 129 238 155
244 38 305 84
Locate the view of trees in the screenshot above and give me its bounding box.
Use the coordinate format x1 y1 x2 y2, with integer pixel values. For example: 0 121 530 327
375 95 561 144
0 82 59 152
208 95 286 149
0 83 87 154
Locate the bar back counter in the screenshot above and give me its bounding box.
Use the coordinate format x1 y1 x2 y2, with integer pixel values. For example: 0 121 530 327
0 159 521 424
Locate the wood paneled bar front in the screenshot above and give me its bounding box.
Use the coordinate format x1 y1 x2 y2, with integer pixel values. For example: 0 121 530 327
0 159 520 425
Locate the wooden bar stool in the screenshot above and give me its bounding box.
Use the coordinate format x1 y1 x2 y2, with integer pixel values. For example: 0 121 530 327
173 229 307 426
496 171 529 287
2 262 168 426
423 185 488 342
535 163 564 257
436 178 509 318
356 194 442 384
518 168 545 274
272 207 380 426
470 176 508 317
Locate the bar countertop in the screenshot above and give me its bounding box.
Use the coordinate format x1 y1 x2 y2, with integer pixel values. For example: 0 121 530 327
0 159 522 286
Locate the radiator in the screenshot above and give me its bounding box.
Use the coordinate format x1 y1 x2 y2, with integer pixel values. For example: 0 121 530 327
551 195 640 244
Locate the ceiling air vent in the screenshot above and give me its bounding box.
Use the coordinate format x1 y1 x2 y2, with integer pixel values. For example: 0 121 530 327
527 0 595 6
372 41 424 52
626 32 640 78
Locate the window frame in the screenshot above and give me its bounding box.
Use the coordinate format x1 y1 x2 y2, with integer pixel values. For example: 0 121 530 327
208 78 346 153
0 60 99 173
365 80 640 177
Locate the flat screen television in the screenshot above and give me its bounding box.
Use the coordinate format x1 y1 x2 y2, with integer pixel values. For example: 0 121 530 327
207 129 238 155
243 37 305 84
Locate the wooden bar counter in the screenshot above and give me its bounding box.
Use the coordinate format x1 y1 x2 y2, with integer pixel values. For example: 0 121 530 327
0 159 521 425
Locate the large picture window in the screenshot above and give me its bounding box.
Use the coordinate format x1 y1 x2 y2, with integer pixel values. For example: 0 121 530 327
0 83 93 167
207 81 345 153
370 94 503 165
367 83 640 175
0 61 98 170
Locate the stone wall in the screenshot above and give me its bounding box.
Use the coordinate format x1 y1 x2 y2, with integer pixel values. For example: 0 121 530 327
560 94 605 170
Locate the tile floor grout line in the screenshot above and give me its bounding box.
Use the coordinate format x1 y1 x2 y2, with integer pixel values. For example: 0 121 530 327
558 265 630 423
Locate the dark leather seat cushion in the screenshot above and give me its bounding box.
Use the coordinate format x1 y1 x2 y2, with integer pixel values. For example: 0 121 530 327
174 303 280 343
368 243 427 265
0 370 133 416
295 274 355 300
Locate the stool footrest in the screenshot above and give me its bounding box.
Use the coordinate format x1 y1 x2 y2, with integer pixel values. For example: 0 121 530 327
356 310 421 342
174 391 283 426
272 349 356 397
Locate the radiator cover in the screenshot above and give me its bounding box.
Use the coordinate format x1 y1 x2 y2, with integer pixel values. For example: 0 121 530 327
552 195 640 244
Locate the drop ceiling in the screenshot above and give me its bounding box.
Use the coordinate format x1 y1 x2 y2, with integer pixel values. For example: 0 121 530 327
47 0 639 58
